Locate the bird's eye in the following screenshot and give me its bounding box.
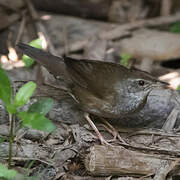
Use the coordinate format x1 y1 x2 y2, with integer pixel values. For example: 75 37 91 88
138 80 145 86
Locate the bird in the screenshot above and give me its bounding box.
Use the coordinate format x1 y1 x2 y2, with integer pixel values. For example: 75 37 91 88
17 43 168 144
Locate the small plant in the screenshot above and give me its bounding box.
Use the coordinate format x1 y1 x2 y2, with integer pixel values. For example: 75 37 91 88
0 137 5 143
177 84 180 90
22 38 43 67
0 65 55 169
0 163 17 180
0 162 40 180
120 53 131 68
169 22 180 33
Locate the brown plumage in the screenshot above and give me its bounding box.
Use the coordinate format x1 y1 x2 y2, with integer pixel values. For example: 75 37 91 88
17 43 168 144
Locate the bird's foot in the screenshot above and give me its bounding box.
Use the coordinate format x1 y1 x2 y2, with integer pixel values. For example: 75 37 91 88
84 113 113 146
97 133 113 146
100 118 128 145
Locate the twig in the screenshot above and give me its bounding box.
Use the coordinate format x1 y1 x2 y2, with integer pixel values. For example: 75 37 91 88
124 128 180 138
8 114 14 168
25 0 57 54
15 11 26 45
118 142 180 157
24 0 38 20
161 0 172 16
162 108 179 132
102 13 180 40
5 157 54 167
153 159 180 180
153 106 179 179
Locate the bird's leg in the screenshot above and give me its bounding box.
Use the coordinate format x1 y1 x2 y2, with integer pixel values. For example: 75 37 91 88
84 113 112 146
99 123 117 142
100 118 127 144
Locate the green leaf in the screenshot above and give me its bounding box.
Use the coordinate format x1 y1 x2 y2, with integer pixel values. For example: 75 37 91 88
28 98 54 115
22 38 42 67
18 112 55 133
14 82 36 107
0 137 5 143
29 38 43 49
120 53 131 68
169 22 180 33
177 84 180 90
0 163 17 180
22 55 35 67
6 104 17 114
0 65 12 112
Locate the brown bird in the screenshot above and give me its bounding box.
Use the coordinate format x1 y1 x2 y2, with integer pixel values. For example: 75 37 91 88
17 43 167 144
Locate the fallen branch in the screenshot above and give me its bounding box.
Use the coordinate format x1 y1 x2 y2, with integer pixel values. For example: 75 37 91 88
101 13 180 40
85 145 179 177
59 13 180 55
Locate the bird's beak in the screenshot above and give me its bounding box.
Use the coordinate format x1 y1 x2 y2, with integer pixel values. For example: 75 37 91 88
154 81 169 89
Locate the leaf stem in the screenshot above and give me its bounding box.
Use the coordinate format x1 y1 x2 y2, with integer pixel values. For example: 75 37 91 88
8 113 14 169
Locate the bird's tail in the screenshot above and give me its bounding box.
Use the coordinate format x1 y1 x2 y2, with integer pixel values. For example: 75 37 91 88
17 43 69 80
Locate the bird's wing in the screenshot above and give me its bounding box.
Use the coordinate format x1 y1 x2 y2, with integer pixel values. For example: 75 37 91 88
64 57 128 98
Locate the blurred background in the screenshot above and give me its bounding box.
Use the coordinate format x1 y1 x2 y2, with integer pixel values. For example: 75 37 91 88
1 0 180 87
